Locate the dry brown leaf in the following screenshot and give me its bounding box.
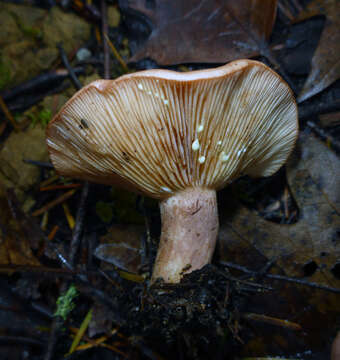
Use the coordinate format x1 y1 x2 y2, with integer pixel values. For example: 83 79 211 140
218 131 339 355
127 0 277 65
219 130 340 286
297 0 340 102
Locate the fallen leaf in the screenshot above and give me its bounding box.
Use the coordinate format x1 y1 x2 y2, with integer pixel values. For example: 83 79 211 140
126 0 277 65
218 130 340 355
95 243 140 272
96 224 144 273
296 0 340 102
219 130 340 285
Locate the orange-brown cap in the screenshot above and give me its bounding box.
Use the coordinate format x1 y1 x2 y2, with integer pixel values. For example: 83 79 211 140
46 60 298 199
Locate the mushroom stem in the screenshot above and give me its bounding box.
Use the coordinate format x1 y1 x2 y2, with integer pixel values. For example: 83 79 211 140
151 187 218 283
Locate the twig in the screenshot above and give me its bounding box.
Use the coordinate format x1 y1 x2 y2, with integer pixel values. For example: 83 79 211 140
70 1 101 22
63 203 75 230
242 312 302 331
104 33 129 73
0 68 84 114
214 266 273 291
57 44 82 90
221 261 340 294
40 183 82 191
0 68 84 103
48 246 123 321
69 182 89 264
32 189 77 216
101 0 110 79
0 95 24 131
47 225 59 241
40 175 59 188
68 326 127 357
3 82 69 114
23 159 54 168
138 196 153 276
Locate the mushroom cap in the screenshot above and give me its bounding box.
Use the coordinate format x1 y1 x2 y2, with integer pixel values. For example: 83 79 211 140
46 60 298 200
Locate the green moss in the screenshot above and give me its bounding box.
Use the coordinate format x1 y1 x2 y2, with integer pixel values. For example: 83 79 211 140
54 284 78 321
29 108 52 127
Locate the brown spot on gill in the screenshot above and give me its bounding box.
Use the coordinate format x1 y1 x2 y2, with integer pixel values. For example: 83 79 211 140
80 119 89 129
122 151 131 162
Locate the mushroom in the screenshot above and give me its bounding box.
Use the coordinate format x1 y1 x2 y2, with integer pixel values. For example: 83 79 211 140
46 60 298 283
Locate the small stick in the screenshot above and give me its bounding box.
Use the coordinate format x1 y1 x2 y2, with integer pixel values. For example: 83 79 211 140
242 312 302 331
0 95 23 131
68 182 89 264
23 159 54 168
104 33 129 73
62 203 75 230
40 183 82 191
57 44 82 90
68 327 126 357
0 68 84 103
39 174 59 188
47 225 59 241
221 261 340 294
41 211 49 230
32 189 77 216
